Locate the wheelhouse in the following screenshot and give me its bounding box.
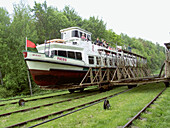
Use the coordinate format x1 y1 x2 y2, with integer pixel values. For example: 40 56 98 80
60 27 92 41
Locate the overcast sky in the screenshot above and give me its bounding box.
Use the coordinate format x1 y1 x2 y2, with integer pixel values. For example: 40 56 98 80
1 0 170 46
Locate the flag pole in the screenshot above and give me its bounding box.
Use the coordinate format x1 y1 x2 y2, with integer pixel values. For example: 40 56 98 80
26 37 27 51
25 37 33 96
27 70 33 96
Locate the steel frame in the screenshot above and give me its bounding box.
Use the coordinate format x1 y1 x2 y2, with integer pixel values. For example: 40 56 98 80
79 51 153 88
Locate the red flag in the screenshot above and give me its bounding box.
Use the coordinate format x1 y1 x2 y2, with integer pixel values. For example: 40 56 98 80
27 40 36 48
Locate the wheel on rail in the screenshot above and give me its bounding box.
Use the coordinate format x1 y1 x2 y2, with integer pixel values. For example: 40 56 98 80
99 87 107 92
164 82 169 87
79 88 84 92
99 84 110 92
128 85 137 89
68 89 75 93
19 99 25 106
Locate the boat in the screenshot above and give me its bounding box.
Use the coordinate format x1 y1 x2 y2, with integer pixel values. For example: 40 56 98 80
23 27 146 90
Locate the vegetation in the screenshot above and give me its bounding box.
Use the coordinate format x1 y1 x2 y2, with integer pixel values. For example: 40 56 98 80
0 86 126 127
133 86 170 128
0 1 166 97
27 83 165 128
0 83 166 127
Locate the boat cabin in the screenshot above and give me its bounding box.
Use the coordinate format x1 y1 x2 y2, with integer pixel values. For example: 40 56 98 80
60 27 92 41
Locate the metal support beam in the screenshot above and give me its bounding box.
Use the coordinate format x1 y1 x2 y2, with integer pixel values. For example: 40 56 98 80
27 70 33 96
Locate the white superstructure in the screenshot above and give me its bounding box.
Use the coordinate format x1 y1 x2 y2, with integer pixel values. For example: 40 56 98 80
23 27 146 88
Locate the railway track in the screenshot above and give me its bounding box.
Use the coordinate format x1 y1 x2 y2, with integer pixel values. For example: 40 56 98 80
0 88 97 107
0 91 60 102
122 87 167 128
0 91 100 117
0 92 69 107
5 88 132 128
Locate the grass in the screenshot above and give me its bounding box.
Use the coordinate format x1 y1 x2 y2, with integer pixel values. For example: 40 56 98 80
0 90 67 104
26 83 165 128
133 86 170 128
0 86 97 104
0 86 126 127
0 83 167 128
0 88 98 114
0 88 63 100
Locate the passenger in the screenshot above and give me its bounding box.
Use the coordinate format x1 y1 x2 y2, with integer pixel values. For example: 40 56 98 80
106 43 109 48
112 47 115 51
101 39 104 43
103 41 107 47
94 38 100 45
128 45 132 52
81 34 86 41
99 39 104 46
99 41 103 46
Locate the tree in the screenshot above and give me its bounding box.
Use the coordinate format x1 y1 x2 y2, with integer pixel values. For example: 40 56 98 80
32 1 48 42
62 6 82 27
1 2 38 96
0 7 10 43
0 8 11 90
82 16 106 41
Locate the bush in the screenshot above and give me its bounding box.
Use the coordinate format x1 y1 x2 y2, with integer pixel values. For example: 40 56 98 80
0 87 14 98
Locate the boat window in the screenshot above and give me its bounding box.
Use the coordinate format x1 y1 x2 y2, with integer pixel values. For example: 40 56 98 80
76 52 82 60
72 30 79 38
58 50 67 57
73 42 77 45
51 51 55 57
104 58 107 66
84 33 86 38
88 56 94 64
96 57 101 65
87 35 91 41
61 33 63 39
109 59 113 66
68 51 75 59
80 32 82 37
54 50 58 55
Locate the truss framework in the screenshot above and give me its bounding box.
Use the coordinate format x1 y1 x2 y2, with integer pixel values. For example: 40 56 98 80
80 54 152 88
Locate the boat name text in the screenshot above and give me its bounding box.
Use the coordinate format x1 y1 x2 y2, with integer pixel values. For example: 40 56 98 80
57 57 67 62
32 54 41 57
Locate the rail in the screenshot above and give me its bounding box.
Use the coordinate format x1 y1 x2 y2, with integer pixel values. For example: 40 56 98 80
0 91 99 117
6 88 133 128
122 87 167 128
0 92 69 106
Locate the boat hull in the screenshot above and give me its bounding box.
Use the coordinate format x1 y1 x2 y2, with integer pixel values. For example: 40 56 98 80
25 55 88 89
29 68 87 89
24 52 116 89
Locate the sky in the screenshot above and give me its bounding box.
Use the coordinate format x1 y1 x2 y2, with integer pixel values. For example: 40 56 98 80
1 0 170 46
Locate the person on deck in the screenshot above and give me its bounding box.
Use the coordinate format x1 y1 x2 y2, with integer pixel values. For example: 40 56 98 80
128 45 132 52
106 43 109 48
98 39 104 46
94 38 100 45
101 39 104 46
81 34 86 41
103 41 107 47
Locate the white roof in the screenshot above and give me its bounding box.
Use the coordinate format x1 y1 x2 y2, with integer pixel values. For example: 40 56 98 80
60 27 92 35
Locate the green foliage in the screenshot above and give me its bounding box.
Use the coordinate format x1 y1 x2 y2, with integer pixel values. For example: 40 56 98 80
104 29 124 47
0 1 165 97
121 34 165 72
63 5 83 27
0 87 14 98
82 16 106 41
